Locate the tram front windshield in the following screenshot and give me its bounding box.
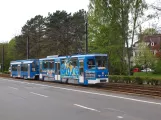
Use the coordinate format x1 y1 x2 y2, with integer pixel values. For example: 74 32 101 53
87 56 107 70
96 56 107 69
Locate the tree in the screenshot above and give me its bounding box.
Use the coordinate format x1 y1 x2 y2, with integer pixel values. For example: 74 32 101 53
143 28 158 35
88 0 147 75
0 43 9 71
128 0 147 75
70 9 86 53
14 35 27 59
21 15 46 58
129 0 147 46
45 11 69 55
0 38 18 72
88 0 127 75
7 38 17 61
134 41 156 69
153 59 161 74
45 10 85 55
12 10 86 60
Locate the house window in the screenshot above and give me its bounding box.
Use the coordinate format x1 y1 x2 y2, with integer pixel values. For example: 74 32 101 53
151 42 154 46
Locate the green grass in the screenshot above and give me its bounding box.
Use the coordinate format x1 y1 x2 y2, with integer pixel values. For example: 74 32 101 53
134 72 161 78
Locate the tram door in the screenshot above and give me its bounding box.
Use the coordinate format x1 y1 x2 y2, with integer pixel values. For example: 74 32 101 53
79 60 84 84
28 64 30 78
17 64 21 77
55 62 60 81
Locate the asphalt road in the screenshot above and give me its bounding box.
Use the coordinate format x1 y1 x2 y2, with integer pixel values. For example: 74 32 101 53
0 78 161 120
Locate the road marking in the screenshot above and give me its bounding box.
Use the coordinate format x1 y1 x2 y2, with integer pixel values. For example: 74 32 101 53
1 78 161 105
117 116 123 119
8 86 18 90
105 108 126 114
30 92 48 98
50 86 161 105
74 104 100 112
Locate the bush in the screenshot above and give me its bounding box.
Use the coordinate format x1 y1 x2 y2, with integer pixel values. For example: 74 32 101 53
153 60 161 74
3 71 10 74
109 75 161 86
134 77 144 85
123 76 131 84
109 75 120 83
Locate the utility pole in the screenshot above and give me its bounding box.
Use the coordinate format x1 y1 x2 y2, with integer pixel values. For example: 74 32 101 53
27 36 29 59
85 12 88 54
85 21 88 54
2 45 4 72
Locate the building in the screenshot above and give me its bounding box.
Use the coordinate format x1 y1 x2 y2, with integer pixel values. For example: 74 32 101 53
132 34 161 66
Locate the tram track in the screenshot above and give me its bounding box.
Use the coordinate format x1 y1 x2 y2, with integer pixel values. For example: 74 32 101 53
1 74 161 99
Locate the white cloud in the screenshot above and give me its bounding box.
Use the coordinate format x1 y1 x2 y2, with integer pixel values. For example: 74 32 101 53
141 0 161 31
0 0 89 42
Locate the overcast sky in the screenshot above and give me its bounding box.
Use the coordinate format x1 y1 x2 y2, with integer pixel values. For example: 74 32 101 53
0 0 159 43
0 0 89 42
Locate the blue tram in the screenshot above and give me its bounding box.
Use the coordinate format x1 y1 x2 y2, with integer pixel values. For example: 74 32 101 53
39 55 66 81
10 61 22 78
39 54 108 85
10 59 39 79
60 54 108 85
10 54 108 85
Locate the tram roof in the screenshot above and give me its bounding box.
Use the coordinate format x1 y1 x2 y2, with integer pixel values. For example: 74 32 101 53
39 54 107 60
71 54 107 57
39 56 66 61
10 61 22 65
10 59 37 64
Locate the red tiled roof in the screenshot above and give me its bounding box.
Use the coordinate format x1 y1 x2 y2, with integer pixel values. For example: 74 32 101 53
142 34 161 50
134 34 161 58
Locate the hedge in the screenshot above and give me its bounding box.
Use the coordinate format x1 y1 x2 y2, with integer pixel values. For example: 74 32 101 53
3 71 10 74
108 75 161 86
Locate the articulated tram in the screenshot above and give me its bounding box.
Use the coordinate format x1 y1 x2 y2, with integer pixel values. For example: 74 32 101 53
10 54 108 85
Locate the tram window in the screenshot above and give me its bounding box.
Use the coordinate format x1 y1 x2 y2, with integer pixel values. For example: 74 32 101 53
58 63 60 74
61 59 65 64
55 63 60 74
71 58 78 67
49 61 54 69
24 64 28 71
95 56 107 69
87 59 95 69
21 65 24 71
80 62 84 68
36 61 39 66
12 65 17 71
79 62 84 76
40 62 42 72
32 62 36 72
21 64 28 71
43 61 48 69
